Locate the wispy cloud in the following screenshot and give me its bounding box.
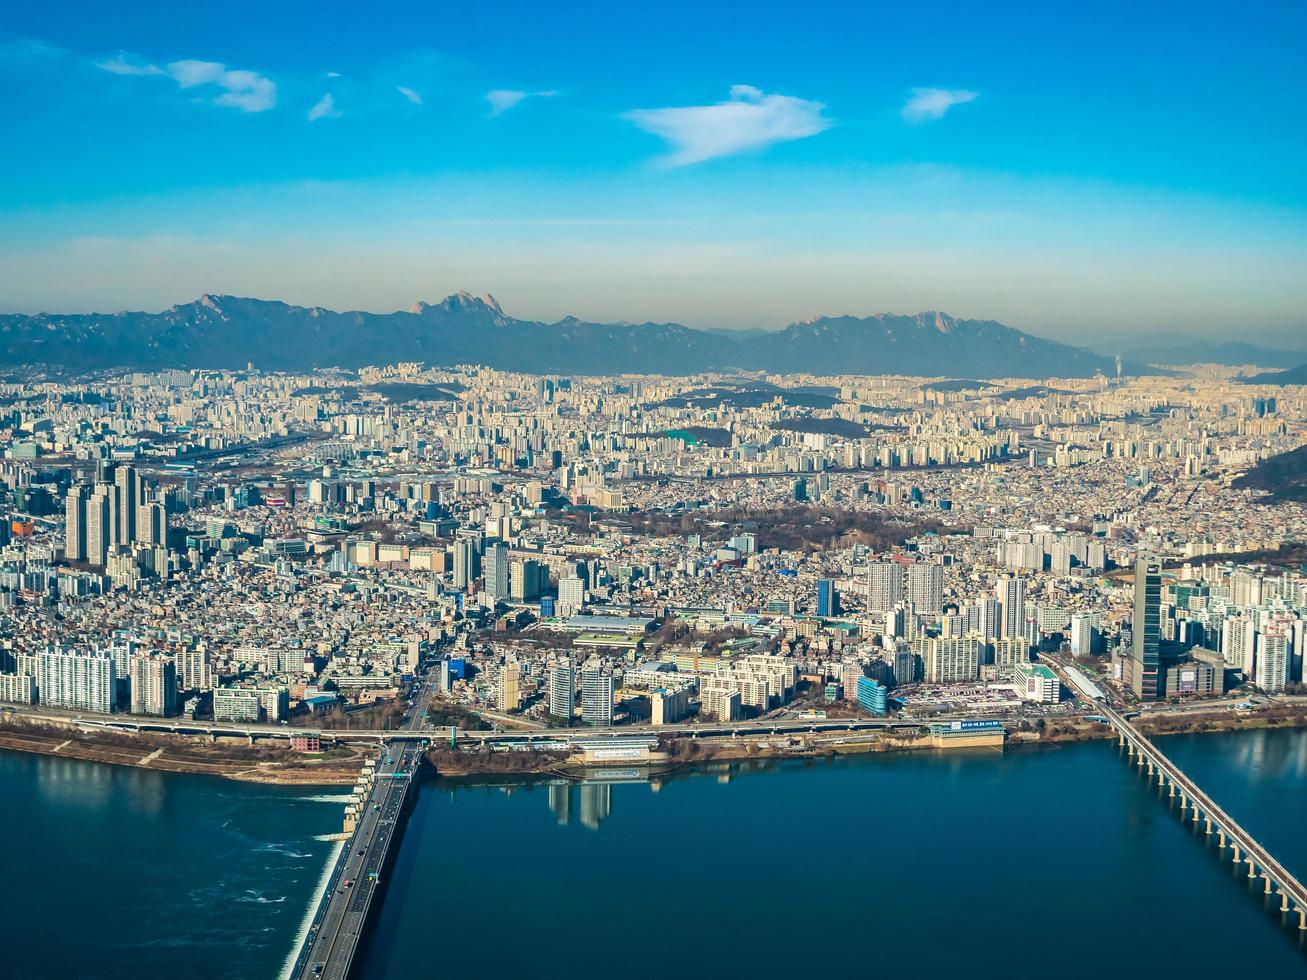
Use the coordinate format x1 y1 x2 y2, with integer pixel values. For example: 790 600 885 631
901 87 977 124
95 54 164 77
485 88 557 117
95 53 276 112
396 85 422 106
307 93 339 122
624 84 830 166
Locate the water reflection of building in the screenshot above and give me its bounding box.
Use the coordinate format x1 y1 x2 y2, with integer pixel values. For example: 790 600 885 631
579 783 611 830
546 781 614 830
548 783 570 825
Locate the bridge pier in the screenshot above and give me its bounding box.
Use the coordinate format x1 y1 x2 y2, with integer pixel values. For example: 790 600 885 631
1232 845 1241 863
1247 858 1257 879
1147 760 1154 776
1179 792 1188 811
1262 873 1272 894
1299 907 1306 930
1205 816 1212 835
1167 780 1174 797
1218 830 1226 847
1281 891 1290 912
1192 805 1200 825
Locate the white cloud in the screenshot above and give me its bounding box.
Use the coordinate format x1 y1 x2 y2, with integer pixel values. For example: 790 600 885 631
486 88 557 117
307 93 339 122
624 85 830 166
167 60 276 112
94 52 276 112
95 54 164 77
901 87 977 124
396 85 422 106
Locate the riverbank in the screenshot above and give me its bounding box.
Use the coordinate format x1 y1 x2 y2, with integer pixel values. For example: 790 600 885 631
3 701 1305 783
0 717 369 784
427 701 1307 776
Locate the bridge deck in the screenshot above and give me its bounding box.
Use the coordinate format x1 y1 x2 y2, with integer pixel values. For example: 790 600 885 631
1051 657 1307 916
291 747 420 980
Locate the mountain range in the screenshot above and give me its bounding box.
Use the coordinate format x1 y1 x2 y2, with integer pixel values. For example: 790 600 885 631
1 292 1146 378
1102 333 1305 367
1239 363 1307 385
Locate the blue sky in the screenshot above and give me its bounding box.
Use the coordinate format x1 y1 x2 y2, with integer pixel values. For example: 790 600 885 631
2 0 1305 345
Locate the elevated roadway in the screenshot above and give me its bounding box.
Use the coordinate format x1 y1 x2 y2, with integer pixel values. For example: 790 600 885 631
1048 656 1307 929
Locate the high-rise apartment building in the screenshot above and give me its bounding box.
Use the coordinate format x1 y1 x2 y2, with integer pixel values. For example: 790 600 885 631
136 501 166 547
548 659 575 721
37 649 114 713
557 576 585 618
907 563 944 614
129 654 178 717
483 543 509 601
995 576 1027 639
499 661 522 712
867 562 904 612
1255 630 1290 693
85 486 113 568
922 637 982 683
580 663 614 725
64 484 87 561
115 464 139 546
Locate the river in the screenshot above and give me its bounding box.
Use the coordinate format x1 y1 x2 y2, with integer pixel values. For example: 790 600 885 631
3 730 1307 979
358 729 1307 979
0 752 343 980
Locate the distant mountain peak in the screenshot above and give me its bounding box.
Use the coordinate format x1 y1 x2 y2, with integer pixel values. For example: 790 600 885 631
411 291 506 321
0 294 1149 378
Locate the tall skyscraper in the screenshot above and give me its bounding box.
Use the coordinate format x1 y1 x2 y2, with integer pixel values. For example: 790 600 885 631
996 576 1027 639
548 659 575 721
580 663 614 725
483 543 509 601
115 465 139 546
64 484 87 561
451 537 475 589
1130 558 1162 700
867 562 903 612
135 501 166 547
499 661 521 712
1070 614 1095 656
816 578 838 617
85 485 112 567
1255 630 1290 693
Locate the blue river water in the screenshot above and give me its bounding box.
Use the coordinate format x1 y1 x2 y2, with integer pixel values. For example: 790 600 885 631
359 729 1307 980
3 730 1307 979
0 752 344 980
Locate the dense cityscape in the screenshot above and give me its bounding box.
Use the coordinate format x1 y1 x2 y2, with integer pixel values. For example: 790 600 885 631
2 364 1304 746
